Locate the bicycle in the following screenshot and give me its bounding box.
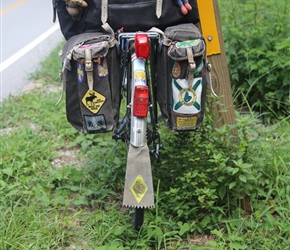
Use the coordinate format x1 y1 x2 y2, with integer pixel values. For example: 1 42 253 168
58 22 212 231
112 30 163 230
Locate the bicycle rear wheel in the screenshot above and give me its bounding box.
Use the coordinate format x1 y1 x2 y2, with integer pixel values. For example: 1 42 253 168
131 208 144 231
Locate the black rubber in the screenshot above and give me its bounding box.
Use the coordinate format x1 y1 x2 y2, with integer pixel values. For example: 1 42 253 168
131 208 144 231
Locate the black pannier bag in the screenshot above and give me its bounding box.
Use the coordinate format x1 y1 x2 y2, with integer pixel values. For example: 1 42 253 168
59 31 121 133
157 23 211 131
53 0 200 40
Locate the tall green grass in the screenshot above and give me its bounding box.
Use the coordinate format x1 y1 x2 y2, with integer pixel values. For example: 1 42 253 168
219 0 290 121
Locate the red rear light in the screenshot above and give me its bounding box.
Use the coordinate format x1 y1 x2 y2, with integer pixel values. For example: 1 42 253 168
133 85 149 117
135 34 150 59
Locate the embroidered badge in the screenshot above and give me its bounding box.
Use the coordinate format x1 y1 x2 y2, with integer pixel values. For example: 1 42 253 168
84 114 107 132
82 90 106 114
176 39 200 49
77 62 85 83
98 57 108 78
178 88 197 107
172 61 182 78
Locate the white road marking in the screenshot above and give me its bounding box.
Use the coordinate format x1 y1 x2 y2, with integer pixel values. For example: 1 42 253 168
0 24 60 72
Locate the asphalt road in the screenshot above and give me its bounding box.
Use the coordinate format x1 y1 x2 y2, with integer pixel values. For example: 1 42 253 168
0 0 64 101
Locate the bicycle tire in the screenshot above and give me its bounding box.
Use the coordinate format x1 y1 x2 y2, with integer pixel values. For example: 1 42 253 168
131 207 144 231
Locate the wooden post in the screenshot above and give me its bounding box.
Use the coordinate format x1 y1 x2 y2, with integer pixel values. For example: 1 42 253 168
196 0 236 127
197 1 252 211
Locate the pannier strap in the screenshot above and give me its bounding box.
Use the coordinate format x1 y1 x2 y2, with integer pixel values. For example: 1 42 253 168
85 48 94 90
156 0 163 18
101 0 108 25
186 47 196 88
101 0 163 24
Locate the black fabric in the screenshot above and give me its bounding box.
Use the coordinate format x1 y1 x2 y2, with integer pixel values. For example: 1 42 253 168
156 23 208 131
55 0 199 40
61 32 121 133
55 1 88 40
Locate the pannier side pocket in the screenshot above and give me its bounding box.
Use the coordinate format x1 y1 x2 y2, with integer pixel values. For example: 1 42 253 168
157 23 209 131
60 32 121 133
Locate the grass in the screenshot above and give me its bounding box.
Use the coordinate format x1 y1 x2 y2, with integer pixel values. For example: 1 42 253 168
1 42 290 249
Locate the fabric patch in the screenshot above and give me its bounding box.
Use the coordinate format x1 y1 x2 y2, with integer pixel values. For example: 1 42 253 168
175 39 200 49
130 175 148 204
176 114 198 128
84 114 107 132
77 62 85 83
172 61 182 78
194 61 204 77
171 77 203 114
98 57 108 77
82 89 106 114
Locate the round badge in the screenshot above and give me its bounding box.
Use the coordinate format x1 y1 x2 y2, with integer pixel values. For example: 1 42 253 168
172 61 182 78
178 88 197 106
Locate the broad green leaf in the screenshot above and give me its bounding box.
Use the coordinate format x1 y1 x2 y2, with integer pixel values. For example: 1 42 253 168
218 186 227 200
229 242 247 249
229 182 236 189
239 175 247 183
179 223 190 236
211 229 223 238
2 168 13 176
113 227 125 236
200 215 211 229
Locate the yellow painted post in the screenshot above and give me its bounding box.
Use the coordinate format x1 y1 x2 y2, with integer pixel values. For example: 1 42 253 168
196 0 236 127
196 0 221 56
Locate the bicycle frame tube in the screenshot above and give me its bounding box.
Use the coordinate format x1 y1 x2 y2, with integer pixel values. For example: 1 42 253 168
117 32 160 147
130 53 147 147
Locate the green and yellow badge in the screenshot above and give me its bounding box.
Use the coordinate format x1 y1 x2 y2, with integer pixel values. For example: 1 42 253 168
130 175 148 204
176 39 200 49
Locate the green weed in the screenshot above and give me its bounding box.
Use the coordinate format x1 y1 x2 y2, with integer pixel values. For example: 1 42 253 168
219 0 290 121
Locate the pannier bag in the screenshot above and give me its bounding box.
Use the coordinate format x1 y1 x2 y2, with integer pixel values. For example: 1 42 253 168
53 0 199 40
157 23 210 131
59 31 121 133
